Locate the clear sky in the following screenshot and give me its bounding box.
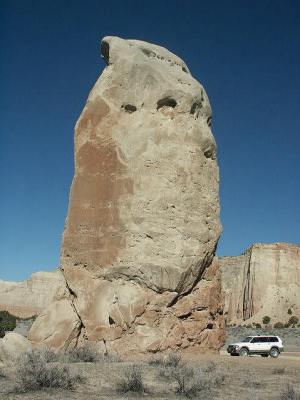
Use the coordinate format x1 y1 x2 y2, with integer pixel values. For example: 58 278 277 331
1 0 299 281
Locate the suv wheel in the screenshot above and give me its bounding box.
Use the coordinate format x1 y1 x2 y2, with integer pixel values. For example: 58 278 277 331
269 347 279 358
239 347 249 357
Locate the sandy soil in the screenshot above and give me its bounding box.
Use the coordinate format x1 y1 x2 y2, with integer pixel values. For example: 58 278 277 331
0 353 299 400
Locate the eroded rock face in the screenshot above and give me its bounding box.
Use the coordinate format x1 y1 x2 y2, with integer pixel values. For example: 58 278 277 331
221 243 300 325
0 270 67 318
29 36 224 354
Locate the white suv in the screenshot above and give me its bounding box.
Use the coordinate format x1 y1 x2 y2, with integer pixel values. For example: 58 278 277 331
227 335 284 358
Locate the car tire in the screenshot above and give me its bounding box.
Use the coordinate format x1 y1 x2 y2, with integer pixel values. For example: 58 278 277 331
239 347 249 357
270 347 279 358
261 354 269 358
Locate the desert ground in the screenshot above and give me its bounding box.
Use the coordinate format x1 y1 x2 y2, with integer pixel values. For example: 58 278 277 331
0 349 300 400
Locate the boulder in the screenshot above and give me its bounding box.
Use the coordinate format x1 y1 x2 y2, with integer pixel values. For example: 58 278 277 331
220 243 300 325
29 36 224 354
0 332 32 364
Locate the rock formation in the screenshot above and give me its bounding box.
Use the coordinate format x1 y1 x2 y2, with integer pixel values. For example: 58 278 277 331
0 332 32 364
29 36 224 354
221 243 300 325
0 270 67 318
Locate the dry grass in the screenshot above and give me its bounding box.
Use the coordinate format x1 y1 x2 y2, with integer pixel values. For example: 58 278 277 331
279 384 300 400
13 349 84 393
273 367 286 374
116 364 145 394
0 352 299 399
65 343 101 363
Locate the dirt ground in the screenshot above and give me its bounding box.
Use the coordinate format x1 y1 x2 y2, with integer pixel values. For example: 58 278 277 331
0 353 299 400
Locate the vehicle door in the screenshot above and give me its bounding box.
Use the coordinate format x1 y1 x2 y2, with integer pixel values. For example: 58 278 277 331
259 336 269 351
250 337 261 352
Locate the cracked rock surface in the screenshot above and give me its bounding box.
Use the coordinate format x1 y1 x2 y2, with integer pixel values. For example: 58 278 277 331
221 242 300 326
29 36 224 354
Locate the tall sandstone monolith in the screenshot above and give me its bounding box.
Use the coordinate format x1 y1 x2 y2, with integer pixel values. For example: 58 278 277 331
29 36 224 354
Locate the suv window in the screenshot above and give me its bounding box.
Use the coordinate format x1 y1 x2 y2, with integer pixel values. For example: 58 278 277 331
251 337 261 343
259 337 269 343
268 337 279 342
241 337 253 343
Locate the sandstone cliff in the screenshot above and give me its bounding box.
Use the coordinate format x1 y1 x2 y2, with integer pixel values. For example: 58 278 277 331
221 243 300 325
29 36 224 354
0 270 67 318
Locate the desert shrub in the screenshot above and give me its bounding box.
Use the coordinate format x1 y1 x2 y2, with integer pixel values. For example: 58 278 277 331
40 346 60 363
254 323 261 328
279 384 300 400
165 352 182 368
158 360 224 398
149 352 181 369
172 366 206 398
0 311 17 338
202 361 216 373
288 308 293 315
101 352 121 363
116 364 145 394
243 373 265 389
272 367 286 375
14 350 83 392
172 364 224 398
287 316 299 327
148 355 165 366
274 322 284 329
262 315 271 325
66 342 99 362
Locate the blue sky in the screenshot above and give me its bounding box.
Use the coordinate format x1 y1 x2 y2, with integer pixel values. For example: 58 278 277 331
1 0 299 281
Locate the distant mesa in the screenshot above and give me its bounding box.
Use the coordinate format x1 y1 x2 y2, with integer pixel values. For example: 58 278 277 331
0 270 67 319
221 242 300 326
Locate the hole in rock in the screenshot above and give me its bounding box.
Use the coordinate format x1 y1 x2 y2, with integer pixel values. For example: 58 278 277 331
182 66 188 73
146 233 153 239
190 102 201 116
157 97 177 110
204 148 213 159
206 323 214 329
178 312 192 320
122 104 137 113
207 116 212 127
101 40 110 65
141 48 156 58
109 316 115 325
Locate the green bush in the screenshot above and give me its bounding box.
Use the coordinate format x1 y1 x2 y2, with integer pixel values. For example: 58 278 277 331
0 311 17 338
254 323 261 329
262 316 271 325
274 322 284 329
288 308 293 315
287 316 299 327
